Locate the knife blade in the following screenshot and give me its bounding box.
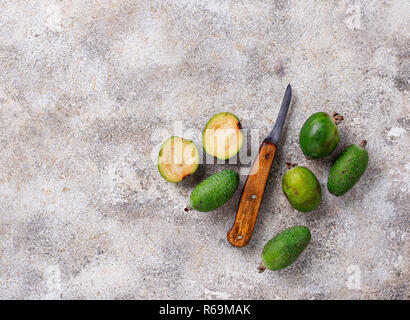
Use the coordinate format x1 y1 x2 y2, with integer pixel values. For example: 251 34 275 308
227 84 292 247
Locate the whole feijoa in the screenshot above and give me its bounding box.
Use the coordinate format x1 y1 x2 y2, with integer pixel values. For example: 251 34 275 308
188 169 239 212
158 136 199 183
203 112 244 160
282 166 322 212
299 112 343 159
327 140 369 196
258 226 311 272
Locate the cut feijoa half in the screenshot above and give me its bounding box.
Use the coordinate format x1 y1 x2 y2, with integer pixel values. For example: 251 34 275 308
158 136 199 183
203 112 244 160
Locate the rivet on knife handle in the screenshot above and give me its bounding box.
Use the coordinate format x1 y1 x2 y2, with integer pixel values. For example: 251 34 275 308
227 85 292 247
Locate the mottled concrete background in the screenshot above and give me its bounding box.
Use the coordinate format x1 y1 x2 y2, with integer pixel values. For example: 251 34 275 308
0 0 408 300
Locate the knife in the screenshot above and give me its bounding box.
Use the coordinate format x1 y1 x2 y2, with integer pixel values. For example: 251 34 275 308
227 84 292 247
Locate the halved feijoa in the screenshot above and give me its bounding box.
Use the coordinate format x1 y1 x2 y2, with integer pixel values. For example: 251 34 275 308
299 112 343 159
158 136 199 183
203 112 244 160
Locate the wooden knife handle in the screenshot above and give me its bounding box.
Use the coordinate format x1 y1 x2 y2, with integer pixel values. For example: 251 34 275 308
227 140 277 247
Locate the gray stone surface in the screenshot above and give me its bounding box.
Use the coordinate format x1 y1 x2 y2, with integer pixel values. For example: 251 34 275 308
0 0 408 300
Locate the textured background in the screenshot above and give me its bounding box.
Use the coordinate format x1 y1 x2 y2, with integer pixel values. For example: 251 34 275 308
0 0 409 299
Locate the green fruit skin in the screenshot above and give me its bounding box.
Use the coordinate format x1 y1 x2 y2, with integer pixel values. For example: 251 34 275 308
327 144 368 196
282 167 322 212
262 226 311 271
299 112 340 158
189 170 239 212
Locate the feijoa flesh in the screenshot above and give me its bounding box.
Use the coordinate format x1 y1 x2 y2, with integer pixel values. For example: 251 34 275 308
203 112 244 160
259 226 311 272
282 166 322 212
187 169 239 212
158 136 199 183
327 140 369 196
299 112 343 159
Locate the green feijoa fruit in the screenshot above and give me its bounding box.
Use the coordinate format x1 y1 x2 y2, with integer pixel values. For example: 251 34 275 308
327 140 369 196
299 112 343 159
282 166 322 212
187 169 239 212
203 112 244 160
258 226 311 272
158 136 199 183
